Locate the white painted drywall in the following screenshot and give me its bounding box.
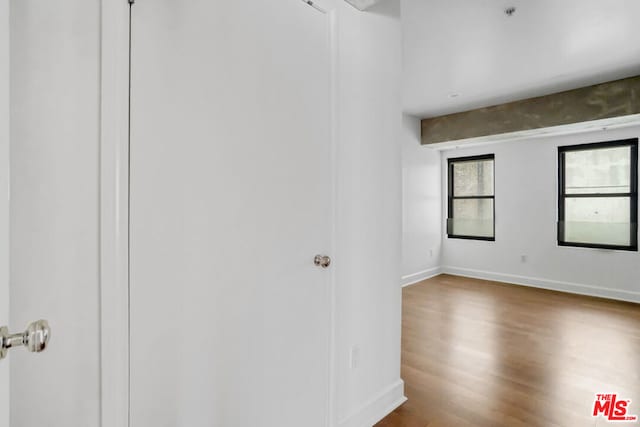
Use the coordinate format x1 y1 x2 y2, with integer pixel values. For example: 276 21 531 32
0 0 9 422
10 0 101 425
441 126 640 303
402 0 640 116
333 0 405 425
401 115 442 286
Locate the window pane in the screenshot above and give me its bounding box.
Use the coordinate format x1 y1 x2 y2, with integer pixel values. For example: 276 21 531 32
564 197 631 246
453 159 494 196
450 199 494 237
565 146 631 194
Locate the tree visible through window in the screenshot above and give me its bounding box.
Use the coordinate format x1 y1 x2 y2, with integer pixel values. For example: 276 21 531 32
447 154 495 240
558 139 638 251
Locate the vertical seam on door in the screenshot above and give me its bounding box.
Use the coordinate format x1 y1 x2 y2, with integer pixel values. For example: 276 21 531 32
127 3 133 427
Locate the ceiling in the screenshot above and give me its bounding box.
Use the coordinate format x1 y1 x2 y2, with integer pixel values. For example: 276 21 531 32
402 0 640 117
344 0 382 10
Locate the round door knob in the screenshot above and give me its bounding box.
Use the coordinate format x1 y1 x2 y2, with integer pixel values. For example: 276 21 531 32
24 319 51 353
0 319 51 360
314 255 331 268
0 326 7 360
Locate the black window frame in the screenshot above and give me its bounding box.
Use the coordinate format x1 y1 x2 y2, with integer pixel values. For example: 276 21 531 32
557 138 638 252
447 154 496 241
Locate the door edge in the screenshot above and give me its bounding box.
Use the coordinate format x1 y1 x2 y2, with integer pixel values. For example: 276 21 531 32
99 1 131 426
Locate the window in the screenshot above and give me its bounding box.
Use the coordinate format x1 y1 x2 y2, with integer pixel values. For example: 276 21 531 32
447 154 495 240
558 139 638 251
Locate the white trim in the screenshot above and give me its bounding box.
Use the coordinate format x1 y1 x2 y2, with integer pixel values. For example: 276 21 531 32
99 1 131 426
327 6 340 427
427 114 640 151
442 266 640 304
401 267 442 287
337 380 407 427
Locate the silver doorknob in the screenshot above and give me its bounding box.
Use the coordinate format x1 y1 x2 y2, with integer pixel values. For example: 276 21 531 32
0 319 51 360
314 255 331 268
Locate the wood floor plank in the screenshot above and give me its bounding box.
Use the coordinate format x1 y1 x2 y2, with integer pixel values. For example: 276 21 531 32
376 274 640 427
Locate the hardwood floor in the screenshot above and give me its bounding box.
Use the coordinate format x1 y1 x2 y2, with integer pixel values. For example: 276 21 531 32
376 274 640 427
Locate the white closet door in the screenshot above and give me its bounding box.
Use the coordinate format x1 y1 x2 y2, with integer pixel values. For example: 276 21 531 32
0 0 8 420
6 0 102 426
129 1 333 426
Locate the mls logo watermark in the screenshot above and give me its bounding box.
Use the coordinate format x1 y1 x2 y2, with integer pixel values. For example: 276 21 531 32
593 394 638 422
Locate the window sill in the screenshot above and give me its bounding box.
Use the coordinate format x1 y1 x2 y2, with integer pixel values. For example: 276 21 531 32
557 241 638 252
447 235 495 242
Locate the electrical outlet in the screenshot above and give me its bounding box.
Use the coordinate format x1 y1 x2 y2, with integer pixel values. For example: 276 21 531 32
520 255 527 263
429 249 433 258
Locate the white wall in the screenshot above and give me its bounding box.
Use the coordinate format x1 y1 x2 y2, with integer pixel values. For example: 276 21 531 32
10 0 101 425
401 115 442 286
0 0 9 422
441 125 640 303
334 0 406 425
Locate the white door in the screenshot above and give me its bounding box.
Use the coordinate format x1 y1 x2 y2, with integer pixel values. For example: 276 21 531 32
0 0 8 422
129 0 334 426
2 0 102 425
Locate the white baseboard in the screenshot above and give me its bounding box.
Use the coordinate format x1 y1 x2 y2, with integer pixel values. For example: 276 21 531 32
337 379 407 427
442 266 640 304
401 267 442 287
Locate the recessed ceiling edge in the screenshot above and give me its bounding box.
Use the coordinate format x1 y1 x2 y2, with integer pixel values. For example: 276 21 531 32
344 0 383 11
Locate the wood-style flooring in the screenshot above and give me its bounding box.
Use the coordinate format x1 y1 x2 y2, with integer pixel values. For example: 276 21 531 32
376 274 640 427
